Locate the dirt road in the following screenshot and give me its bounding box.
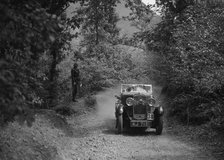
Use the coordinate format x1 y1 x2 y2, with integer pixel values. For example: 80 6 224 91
62 87 217 160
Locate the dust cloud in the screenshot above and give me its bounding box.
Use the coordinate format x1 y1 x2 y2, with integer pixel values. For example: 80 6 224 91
95 86 120 120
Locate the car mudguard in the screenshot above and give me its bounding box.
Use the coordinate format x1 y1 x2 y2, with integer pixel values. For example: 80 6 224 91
154 105 164 116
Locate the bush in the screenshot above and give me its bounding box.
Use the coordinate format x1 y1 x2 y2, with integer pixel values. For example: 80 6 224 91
84 95 97 108
76 43 143 96
0 1 58 124
54 105 76 116
146 4 224 130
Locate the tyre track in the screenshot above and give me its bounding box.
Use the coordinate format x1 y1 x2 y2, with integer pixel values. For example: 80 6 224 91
64 86 217 160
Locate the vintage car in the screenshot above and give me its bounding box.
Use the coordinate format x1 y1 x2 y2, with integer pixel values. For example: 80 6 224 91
115 84 164 134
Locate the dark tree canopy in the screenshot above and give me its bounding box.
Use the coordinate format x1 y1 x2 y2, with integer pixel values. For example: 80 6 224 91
142 1 224 129
0 0 81 125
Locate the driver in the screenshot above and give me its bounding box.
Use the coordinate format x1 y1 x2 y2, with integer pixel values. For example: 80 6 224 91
126 87 132 92
136 87 147 93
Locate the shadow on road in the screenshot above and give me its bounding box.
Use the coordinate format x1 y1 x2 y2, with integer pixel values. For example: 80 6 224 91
122 129 158 137
101 118 159 137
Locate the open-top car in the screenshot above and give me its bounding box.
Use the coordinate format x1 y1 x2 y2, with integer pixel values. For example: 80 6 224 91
115 84 164 134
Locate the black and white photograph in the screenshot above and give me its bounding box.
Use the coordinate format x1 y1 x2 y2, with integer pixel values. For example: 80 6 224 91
0 0 224 159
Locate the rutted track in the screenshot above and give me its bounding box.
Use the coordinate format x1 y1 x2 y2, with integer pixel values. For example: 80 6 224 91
63 86 217 160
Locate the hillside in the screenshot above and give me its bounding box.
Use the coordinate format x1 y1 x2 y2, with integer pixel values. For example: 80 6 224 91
60 0 161 88
116 0 139 35
66 0 161 36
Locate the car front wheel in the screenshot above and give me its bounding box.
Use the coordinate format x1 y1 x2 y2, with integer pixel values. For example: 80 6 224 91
117 114 123 134
155 116 163 135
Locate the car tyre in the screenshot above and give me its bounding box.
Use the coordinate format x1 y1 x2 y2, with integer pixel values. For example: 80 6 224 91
139 127 147 133
117 114 123 134
155 116 163 135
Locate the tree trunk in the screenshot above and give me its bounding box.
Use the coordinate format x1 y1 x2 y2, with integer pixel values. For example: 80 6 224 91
49 49 57 108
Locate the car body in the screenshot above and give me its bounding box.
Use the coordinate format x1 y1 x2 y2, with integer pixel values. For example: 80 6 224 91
115 84 164 134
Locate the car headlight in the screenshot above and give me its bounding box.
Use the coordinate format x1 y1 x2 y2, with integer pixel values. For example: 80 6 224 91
148 98 156 106
126 97 135 106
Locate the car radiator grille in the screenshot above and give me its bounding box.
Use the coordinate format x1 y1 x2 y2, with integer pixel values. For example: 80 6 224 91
133 104 146 120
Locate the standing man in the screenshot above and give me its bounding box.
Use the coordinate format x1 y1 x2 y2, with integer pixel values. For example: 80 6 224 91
71 63 80 102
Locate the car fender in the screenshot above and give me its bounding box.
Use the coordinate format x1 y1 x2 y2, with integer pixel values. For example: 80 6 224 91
154 105 164 116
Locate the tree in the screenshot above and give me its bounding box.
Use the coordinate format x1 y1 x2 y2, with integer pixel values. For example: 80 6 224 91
0 0 81 125
38 0 75 108
144 1 224 129
74 0 120 46
157 0 193 13
123 0 156 48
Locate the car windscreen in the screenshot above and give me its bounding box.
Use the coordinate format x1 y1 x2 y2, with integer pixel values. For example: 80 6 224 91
121 84 152 95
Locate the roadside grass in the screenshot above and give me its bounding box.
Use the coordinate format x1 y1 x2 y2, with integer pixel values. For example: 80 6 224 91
0 110 72 160
84 95 97 108
166 116 224 160
0 92 99 160
159 85 224 160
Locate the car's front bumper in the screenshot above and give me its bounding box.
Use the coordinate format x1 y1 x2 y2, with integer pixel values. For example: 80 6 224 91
130 120 152 127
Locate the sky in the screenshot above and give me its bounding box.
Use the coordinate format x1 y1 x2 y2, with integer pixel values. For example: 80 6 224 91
142 0 155 4
142 0 156 5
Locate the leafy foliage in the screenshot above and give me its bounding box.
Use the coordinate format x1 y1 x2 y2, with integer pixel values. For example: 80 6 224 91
145 2 224 130
0 0 150 125
0 0 80 125
69 0 146 95
74 0 120 45
76 43 142 95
